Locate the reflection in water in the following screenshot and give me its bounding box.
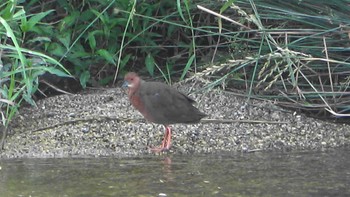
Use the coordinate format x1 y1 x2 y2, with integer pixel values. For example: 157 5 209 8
0 148 350 196
161 156 173 183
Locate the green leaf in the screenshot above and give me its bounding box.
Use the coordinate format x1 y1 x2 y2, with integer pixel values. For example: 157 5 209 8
21 10 54 32
41 67 72 78
1 2 15 20
57 32 71 49
97 49 116 65
47 42 65 56
79 70 90 89
91 9 107 24
88 32 96 50
98 76 113 86
59 11 79 31
20 15 28 33
180 54 195 80
0 16 28 83
220 0 236 14
28 36 51 43
12 7 26 21
23 93 36 106
120 54 131 70
145 53 155 77
218 0 236 34
176 0 187 23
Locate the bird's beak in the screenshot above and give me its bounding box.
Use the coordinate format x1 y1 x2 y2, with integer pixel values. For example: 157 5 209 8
122 81 130 89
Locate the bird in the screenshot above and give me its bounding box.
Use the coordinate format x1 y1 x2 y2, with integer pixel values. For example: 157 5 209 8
122 72 206 152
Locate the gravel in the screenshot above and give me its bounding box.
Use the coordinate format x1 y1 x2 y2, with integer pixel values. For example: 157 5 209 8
1 80 349 158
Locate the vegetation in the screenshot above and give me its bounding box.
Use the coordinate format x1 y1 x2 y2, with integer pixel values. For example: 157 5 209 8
1 0 350 148
0 1 71 148
197 0 350 120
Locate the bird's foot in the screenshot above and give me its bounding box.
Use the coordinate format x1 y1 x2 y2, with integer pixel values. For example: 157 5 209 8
149 145 171 153
150 146 169 153
150 126 172 153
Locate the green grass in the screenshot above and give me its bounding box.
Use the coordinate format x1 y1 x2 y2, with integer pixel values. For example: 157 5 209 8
0 1 71 148
195 0 350 119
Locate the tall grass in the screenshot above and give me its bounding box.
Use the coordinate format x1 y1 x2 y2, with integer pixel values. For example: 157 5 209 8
0 1 70 148
197 0 350 119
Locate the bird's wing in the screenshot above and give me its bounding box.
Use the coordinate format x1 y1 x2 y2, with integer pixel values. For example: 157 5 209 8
139 82 201 124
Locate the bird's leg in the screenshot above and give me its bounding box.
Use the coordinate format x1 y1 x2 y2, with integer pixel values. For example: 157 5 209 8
163 126 172 150
150 125 172 153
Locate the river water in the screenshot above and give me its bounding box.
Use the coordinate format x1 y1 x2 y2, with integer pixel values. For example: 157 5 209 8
0 148 349 196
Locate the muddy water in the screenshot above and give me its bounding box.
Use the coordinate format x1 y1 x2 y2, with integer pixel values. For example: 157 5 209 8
0 148 349 196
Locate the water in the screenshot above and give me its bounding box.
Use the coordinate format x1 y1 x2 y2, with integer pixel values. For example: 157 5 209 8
0 148 349 196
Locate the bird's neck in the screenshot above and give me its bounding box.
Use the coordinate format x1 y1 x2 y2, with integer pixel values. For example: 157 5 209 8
128 81 142 98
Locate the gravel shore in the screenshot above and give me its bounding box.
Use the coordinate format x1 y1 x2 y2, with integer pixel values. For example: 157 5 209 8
1 80 349 158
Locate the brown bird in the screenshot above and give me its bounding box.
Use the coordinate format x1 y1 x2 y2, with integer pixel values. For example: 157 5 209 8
123 72 206 152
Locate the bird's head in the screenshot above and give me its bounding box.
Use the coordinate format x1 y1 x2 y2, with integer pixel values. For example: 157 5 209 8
122 72 141 92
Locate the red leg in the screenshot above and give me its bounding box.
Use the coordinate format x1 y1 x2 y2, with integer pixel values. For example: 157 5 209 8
150 125 172 153
163 126 172 150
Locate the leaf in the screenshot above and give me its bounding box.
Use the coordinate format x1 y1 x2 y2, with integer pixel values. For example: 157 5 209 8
220 0 236 14
218 0 236 34
98 76 113 86
97 49 116 65
28 36 51 43
47 42 66 56
0 16 27 79
57 32 71 49
41 67 72 78
145 53 155 77
91 9 107 24
12 7 26 20
23 93 36 106
1 1 15 20
88 32 96 50
21 10 54 32
59 11 80 31
176 0 187 23
120 53 131 70
180 54 195 80
79 70 90 89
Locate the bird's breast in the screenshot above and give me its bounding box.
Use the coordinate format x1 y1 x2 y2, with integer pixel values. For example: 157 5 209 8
129 93 154 122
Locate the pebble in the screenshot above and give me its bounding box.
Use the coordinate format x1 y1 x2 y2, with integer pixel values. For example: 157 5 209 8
1 82 350 159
